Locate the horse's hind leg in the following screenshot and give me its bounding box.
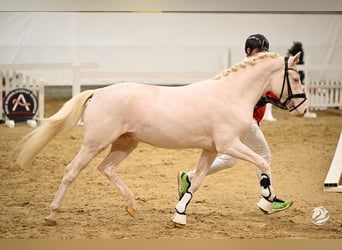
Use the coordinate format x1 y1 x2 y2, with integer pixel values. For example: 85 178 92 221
172 150 217 225
97 135 138 217
45 145 100 225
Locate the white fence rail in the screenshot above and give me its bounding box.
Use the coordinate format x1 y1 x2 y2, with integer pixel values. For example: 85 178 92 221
0 63 98 97
298 64 342 110
305 81 342 110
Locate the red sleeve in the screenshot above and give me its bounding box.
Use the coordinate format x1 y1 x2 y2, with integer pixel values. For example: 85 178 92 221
253 91 278 125
253 105 266 125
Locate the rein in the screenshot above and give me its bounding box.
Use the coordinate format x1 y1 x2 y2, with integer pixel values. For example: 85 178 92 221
265 57 307 112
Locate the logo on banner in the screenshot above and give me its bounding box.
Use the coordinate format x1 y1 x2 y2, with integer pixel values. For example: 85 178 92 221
3 88 38 122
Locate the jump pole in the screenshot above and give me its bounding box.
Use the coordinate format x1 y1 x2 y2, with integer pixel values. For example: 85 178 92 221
324 130 342 192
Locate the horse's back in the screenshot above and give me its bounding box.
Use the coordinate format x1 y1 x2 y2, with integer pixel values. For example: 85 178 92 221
82 80 250 150
82 82 218 148
90 80 221 112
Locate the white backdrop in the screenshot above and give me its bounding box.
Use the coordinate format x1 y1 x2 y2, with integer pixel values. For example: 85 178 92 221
0 12 341 85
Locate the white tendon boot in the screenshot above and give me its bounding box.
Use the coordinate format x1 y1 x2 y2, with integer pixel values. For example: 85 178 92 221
257 173 274 214
172 192 192 225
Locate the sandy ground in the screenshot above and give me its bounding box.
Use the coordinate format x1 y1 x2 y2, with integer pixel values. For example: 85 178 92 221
0 98 342 239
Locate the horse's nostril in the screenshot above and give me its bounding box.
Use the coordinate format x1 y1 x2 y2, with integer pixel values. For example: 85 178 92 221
304 108 307 114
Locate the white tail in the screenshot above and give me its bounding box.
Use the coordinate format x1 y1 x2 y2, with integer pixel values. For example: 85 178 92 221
16 90 94 167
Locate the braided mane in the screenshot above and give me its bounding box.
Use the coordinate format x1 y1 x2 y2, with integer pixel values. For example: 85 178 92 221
214 52 279 80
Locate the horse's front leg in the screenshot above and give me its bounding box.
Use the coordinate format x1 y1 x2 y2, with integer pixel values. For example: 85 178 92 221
172 150 217 225
219 138 275 213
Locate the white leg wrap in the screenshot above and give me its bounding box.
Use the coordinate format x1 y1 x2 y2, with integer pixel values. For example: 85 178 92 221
259 173 275 201
175 192 192 214
172 192 192 225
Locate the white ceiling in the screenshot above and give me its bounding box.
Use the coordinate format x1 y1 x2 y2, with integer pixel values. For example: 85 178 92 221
0 0 341 13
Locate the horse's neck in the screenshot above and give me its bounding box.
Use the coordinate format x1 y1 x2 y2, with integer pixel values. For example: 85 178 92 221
227 58 281 107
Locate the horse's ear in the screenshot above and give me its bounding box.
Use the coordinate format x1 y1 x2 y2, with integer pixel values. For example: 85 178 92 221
290 52 301 65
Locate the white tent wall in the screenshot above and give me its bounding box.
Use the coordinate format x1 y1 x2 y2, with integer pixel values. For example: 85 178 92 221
0 12 342 89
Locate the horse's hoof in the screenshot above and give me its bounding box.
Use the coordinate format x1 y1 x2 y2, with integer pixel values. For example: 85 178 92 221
257 197 272 215
172 212 186 225
45 218 57 226
126 206 135 217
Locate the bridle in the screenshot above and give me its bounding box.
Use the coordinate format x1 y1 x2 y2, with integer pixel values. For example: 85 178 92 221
264 57 307 112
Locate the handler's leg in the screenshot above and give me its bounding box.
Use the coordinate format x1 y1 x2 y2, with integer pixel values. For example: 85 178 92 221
178 154 237 197
191 154 237 177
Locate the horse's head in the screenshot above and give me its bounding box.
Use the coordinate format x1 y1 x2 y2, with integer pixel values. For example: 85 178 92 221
269 52 308 117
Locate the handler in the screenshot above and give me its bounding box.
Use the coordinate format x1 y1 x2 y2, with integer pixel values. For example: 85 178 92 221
178 33 292 214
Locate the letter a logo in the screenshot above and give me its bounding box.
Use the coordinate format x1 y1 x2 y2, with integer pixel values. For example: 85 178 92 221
3 88 38 122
